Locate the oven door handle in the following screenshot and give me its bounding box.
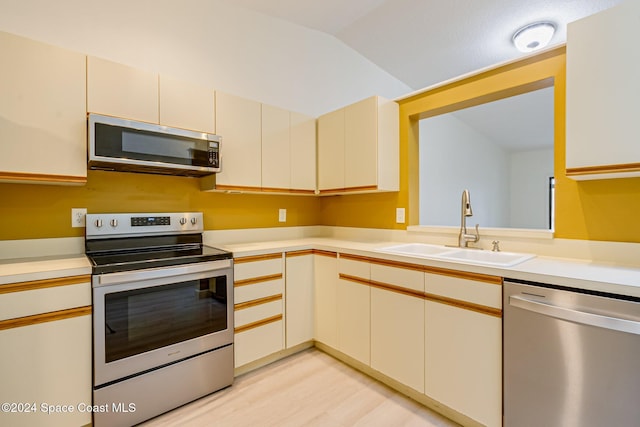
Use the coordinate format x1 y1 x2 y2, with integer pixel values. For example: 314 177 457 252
94 259 232 287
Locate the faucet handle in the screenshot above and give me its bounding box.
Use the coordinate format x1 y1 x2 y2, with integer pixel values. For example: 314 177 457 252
491 240 500 252
474 224 480 240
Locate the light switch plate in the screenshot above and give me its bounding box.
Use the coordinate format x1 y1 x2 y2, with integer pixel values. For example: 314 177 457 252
72 208 87 228
396 208 405 224
279 209 287 223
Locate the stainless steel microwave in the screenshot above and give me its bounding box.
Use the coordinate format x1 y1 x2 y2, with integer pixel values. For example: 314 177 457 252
88 114 221 177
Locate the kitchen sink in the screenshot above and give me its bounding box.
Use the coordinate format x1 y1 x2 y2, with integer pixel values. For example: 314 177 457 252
436 249 535 267
377 243 535 267
377 243 454 257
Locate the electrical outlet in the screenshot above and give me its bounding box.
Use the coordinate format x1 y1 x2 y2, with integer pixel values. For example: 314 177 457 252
72 208 87 228
278 209 287 223
396 208 406 224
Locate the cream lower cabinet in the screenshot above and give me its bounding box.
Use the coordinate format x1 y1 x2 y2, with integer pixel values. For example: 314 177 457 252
370 262 425 393
336 254 371 365
313 251 338 348
233 253 284 368
0 275 92 427
424 272 503 427
0 31 86 185
284 251 315 348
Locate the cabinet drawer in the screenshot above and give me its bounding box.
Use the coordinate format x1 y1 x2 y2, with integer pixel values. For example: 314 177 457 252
338 256 370 280
234 255 283 281
425 273 501 309
235 299 283 328
0 278 90 321
234 319 284 368
235 279 283 304
370 263 424 293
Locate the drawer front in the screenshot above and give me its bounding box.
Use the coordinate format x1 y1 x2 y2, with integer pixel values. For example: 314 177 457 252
235 279 283 304
0 279 90 321
338 257 370 280
234 320 284 368
234 255 283 282
425 273 502 309
235 299 283 328
370 263 424 293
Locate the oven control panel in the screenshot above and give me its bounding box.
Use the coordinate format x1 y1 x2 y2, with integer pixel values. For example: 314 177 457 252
86 212 203 238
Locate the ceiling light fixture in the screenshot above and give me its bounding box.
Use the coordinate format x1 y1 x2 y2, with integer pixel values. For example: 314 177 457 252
512 22 556 53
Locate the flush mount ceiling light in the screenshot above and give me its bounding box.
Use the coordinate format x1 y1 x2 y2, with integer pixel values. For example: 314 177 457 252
512 22 556 52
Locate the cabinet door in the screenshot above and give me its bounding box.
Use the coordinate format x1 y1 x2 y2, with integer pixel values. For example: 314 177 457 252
345 96 377 188
424 273 502 427
290 111 317 192
214 92 262 188
285 252 314 348
336 257 370 364
0 31 86 183
317 108 345 191
566 1 640 179
313 252 338 348
370 263 424 392
0 315 92 427
261 104 291 190
87 56 158 124
159 74 215 133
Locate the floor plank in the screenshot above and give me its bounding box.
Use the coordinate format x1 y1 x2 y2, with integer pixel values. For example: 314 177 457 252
142 348 460 427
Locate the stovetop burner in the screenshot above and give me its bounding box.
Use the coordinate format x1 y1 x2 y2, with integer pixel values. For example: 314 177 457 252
85 212 232 275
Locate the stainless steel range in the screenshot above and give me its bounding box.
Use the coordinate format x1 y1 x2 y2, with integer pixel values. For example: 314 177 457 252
86 212 234 427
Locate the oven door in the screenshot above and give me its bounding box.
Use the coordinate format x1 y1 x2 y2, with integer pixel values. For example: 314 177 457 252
92 260 233 387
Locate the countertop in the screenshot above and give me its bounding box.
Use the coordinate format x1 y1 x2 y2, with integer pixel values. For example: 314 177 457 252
1 237 639 298
220 237 640 298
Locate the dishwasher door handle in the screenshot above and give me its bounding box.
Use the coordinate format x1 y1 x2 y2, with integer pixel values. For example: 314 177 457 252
509 295 640 336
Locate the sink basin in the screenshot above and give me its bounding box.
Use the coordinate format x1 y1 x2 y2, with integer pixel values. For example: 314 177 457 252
377 243 453 257
438 249 535 267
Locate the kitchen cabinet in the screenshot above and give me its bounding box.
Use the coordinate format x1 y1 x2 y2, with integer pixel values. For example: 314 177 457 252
87 56 159 124
88 56 216 133
370 261 425 393
423 272 502 427
0 31 86 185
262 104 291 190
0 274 92 427
290 111 317 192
211 92 262 190
566 1 640 180
317 96 399 194
284 250 314 348
233 253 284 368
336 254 371 365
313 251 338 348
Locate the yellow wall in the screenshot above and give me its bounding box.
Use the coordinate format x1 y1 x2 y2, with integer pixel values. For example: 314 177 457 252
2 47 640 243
321 46 640 243
0 170 321 240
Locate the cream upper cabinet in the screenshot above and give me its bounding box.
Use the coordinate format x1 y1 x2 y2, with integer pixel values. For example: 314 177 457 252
317 108 346 191
262 104 291 190
566 1 640 180
0 31 86 184
87 56 159 124
159 74 215 133
290 111 317 192
214 92 262 189
423 272 502 427
284 251 315 348
318 96 399 194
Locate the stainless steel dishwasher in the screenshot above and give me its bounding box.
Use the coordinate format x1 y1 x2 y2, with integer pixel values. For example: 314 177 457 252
504 279 640 427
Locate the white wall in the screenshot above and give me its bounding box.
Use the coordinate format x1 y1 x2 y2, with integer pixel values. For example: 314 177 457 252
0 0 410 117
509 148 554 229
419 114 510 227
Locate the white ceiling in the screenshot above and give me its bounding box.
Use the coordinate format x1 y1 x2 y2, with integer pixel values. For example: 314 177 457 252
229 0 622 90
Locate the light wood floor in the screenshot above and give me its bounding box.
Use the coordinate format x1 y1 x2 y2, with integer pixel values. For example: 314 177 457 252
142 348 460 427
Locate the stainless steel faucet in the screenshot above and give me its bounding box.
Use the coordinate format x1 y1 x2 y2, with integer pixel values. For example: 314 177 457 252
458 189 479 247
